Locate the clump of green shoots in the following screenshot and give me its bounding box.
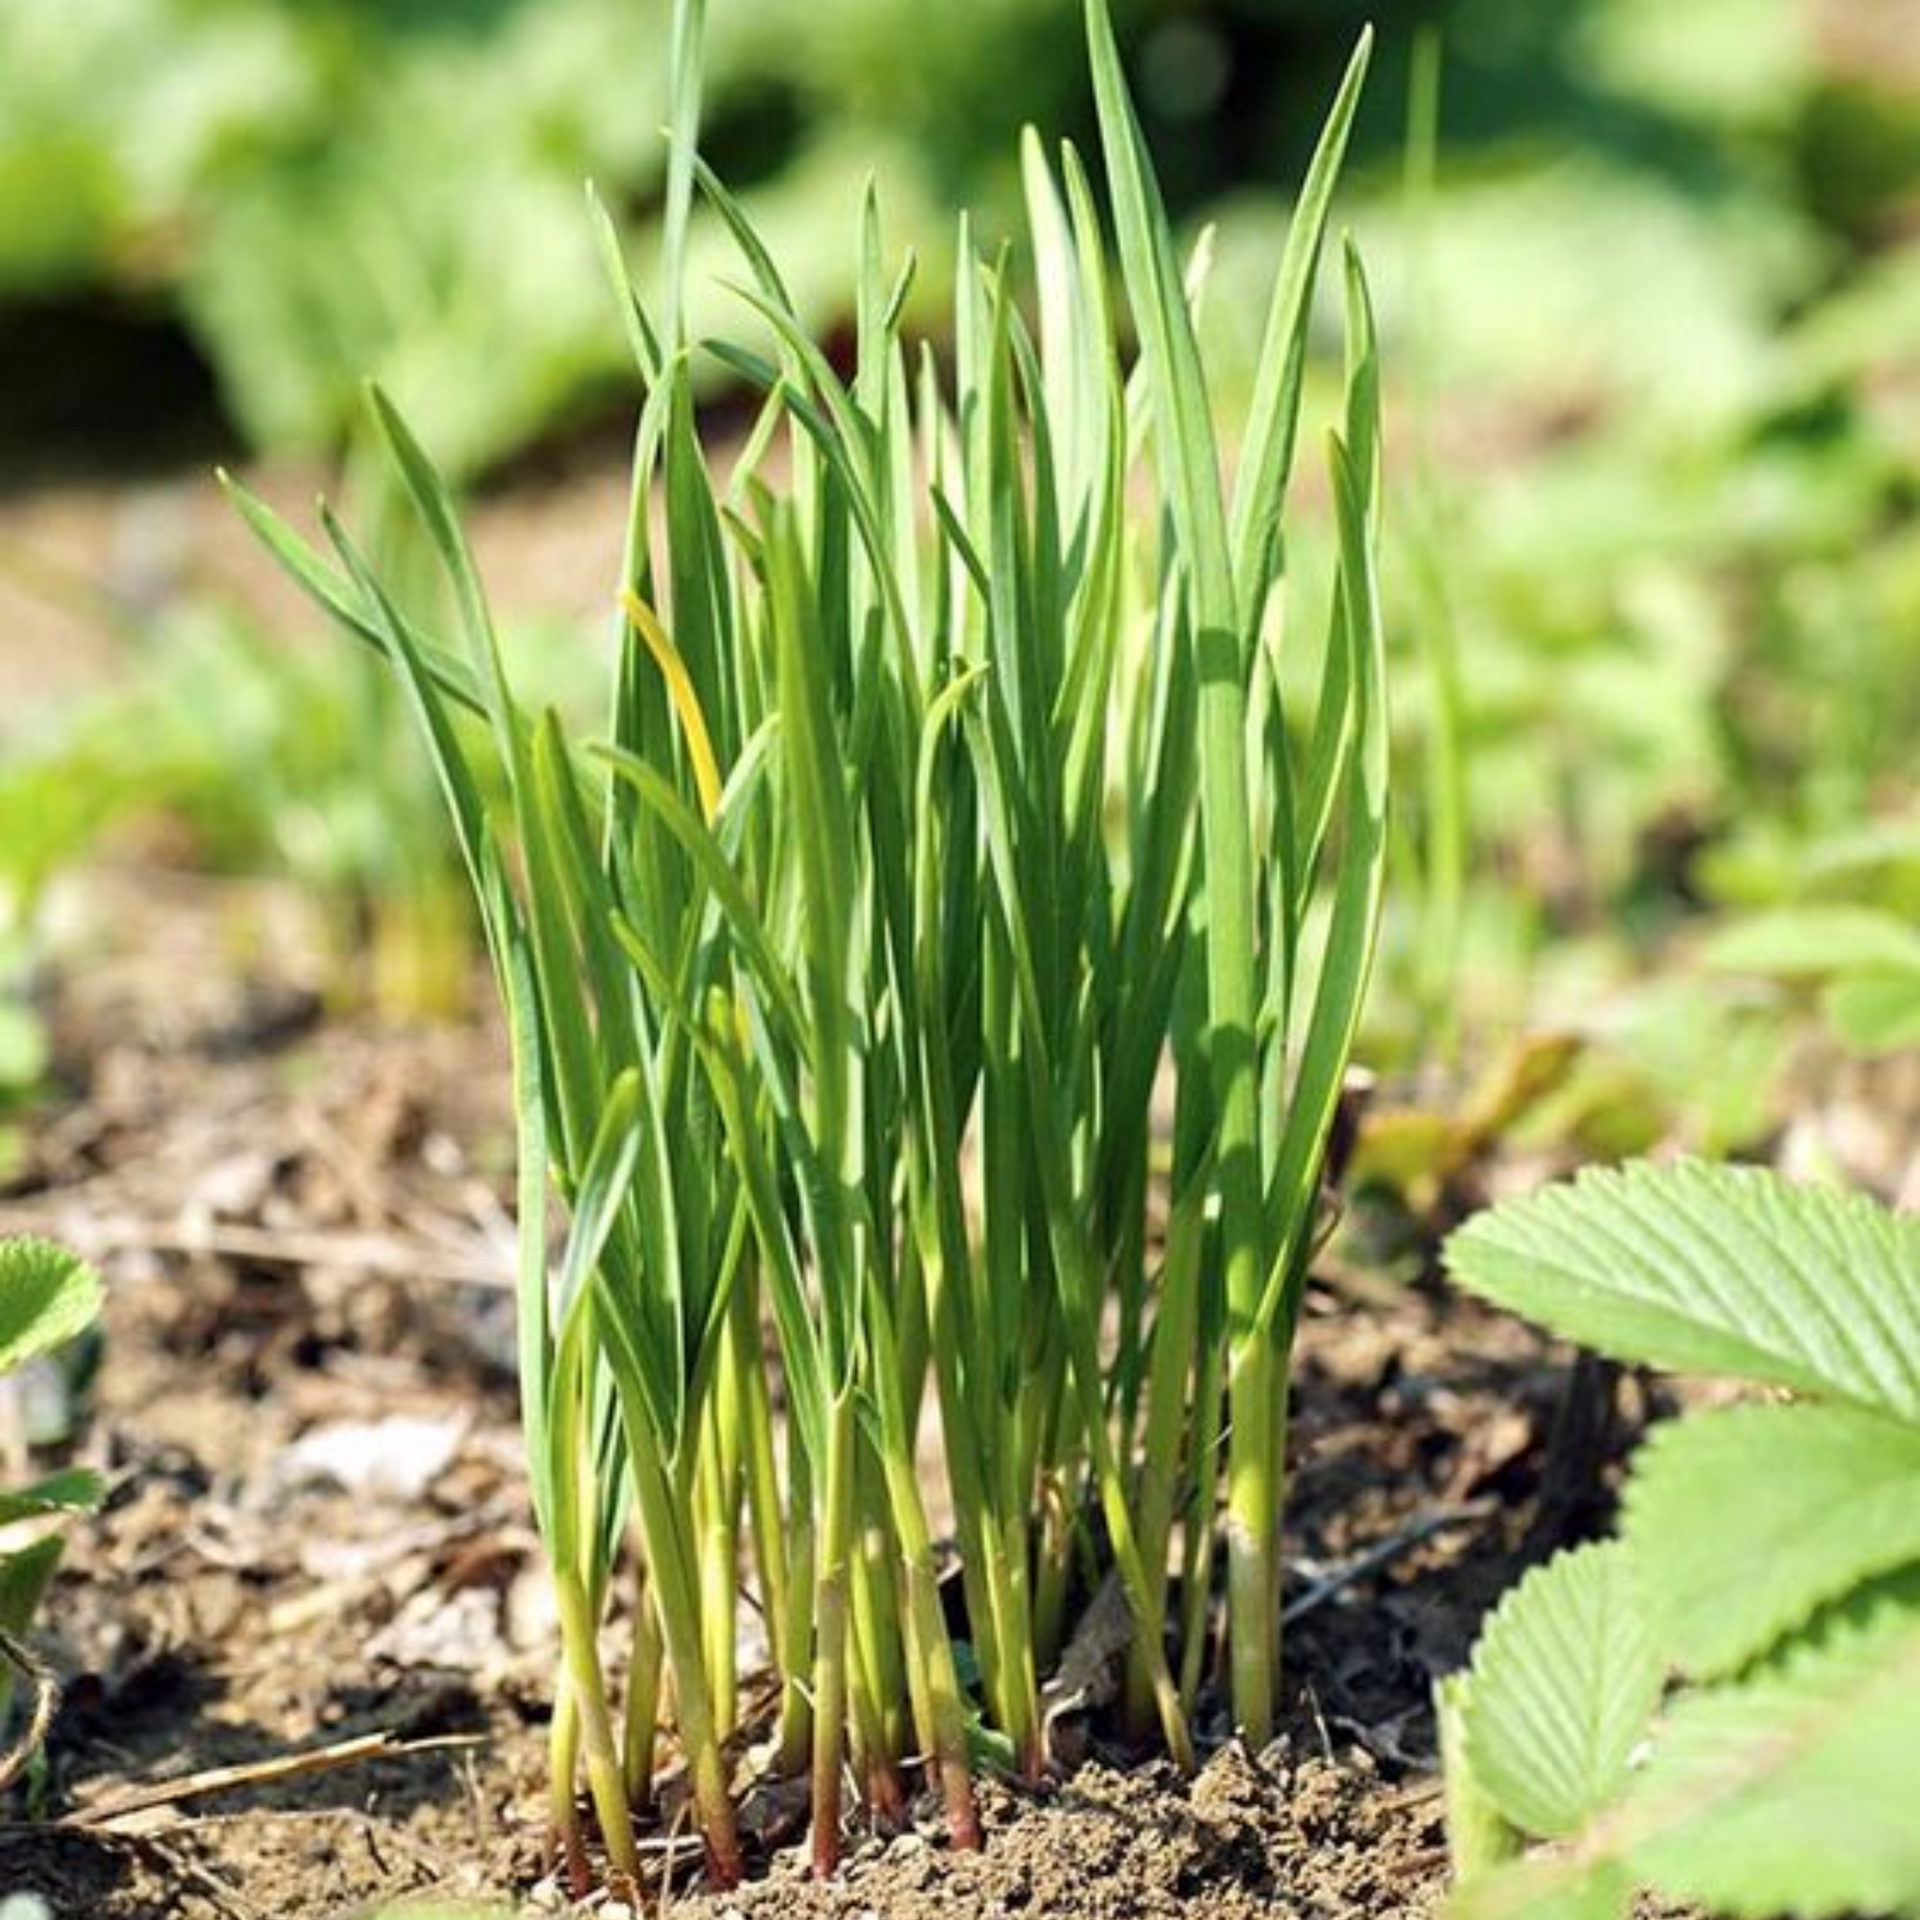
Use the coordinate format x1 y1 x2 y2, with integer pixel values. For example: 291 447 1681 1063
231 0 1384 1889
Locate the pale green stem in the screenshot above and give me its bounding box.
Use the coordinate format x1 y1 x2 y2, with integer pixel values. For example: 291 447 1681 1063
777 1498 816 1777
735 1277 790 1672
548 1673 585 1889
1225 1336 1279 1744
696 1392 741 1738
1177 1325 1228 1717
810 1387 859 1877
879 1435 983 1846
624 1412 743 1887
555 1572 640 1880
848 1489 908 1818
622 1565 664 1809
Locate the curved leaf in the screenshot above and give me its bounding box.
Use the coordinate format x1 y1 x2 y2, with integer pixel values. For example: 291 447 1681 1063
1436 1670 1523 1881
1624 1594 1920 1917
1624 1401 1920 1678
1454 1588 1920 1920
1445 1160 1920 1420
0 1238 102 1376
1463 1541 1663 1840
1449 1858 1631 1920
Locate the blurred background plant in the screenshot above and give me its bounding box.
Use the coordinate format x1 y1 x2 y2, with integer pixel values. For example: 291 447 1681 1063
1 0 1915 1173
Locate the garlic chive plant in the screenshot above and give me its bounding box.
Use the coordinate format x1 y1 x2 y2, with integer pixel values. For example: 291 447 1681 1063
231 0 1384 1886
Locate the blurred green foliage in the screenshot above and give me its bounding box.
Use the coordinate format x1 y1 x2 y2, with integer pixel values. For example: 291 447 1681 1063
2 0 1916 1157
5 0 1199 470
2 0 667 473
4 0 1914 480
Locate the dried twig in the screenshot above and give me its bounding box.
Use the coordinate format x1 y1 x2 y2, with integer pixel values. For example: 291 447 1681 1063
33 1727 483 1837
0 1205 512 1292
0 1628 59 1791
1282 1498 1498 1627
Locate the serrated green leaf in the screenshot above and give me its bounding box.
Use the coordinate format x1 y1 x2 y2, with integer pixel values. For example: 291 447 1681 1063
1621 1596 1920 1917
0 1238 103 1377
1463 1541 1663 1841
1624 1401 1920 1679
1444 1160 1920 1421
1457 1590 1920 1920
1436 1670 1524 1882
1700 906 1920 979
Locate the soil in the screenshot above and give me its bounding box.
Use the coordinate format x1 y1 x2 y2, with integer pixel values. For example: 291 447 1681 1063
669 1748 1446 1920
0 862 1624 1920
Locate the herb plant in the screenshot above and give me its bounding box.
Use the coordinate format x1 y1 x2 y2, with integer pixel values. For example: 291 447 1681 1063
1440 1160 1920 1920
0 1237 103 1789
232 0 1383 1887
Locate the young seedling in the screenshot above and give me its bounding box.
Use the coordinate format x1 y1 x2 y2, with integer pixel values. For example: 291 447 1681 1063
233 0 1386 1884
0 1237 104 1791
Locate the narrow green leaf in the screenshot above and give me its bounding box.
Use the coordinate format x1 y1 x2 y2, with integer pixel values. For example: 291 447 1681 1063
587 182 663 384
319 507 493 872
594 746 808 1054
557 1071 645 1334
659 0 706 350
493 856 557 1538
1260 416 1389 1322
1228 28 1372 619
0 1467 103 1526
1084 0 1234 633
